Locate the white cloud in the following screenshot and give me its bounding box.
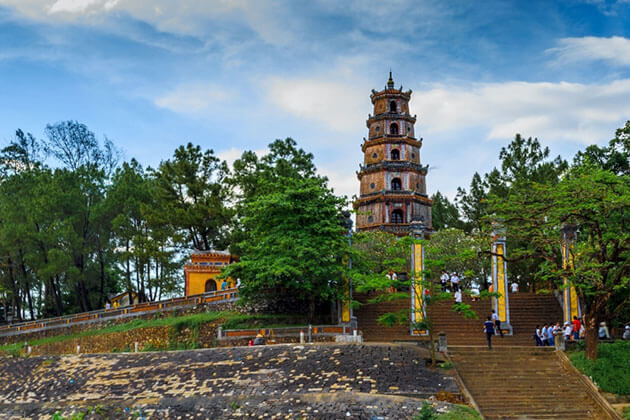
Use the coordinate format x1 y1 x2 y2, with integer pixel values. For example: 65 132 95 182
154 83 231 115
48 0 112 14
263 77 368 133
318 164 358 201
0 0 294 45
411 79 630 144
546 36 630 67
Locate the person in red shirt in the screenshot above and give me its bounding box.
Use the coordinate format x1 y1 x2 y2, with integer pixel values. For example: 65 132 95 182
572 316 581 340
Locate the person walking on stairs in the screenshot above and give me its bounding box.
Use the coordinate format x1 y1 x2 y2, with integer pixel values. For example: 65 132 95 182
440 270 449 292
484 316 495 349
491 309 504 337
534 325 544 346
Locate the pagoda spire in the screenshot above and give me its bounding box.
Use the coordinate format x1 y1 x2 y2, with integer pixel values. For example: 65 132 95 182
387 70 394 89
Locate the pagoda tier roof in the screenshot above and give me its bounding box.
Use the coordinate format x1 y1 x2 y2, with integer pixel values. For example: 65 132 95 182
370 88 412 102
353 191 433 207
357 161 429 177
366 112 416 126
357 223 433 236
361 136 422 151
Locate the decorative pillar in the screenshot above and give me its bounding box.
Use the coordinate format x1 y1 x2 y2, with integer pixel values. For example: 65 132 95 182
491 225 513 335
339 211 356 329
560 224 581 324
410 218 427 335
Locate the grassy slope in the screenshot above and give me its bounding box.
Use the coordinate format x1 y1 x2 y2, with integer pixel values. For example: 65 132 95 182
0 311 306 354
569 341 630 395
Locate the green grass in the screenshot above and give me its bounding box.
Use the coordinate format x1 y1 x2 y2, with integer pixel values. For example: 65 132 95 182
437 405 481 420
623 406 630 420
220 313 307 330
0 311 306 355
413 403 481 420
569 341 630 395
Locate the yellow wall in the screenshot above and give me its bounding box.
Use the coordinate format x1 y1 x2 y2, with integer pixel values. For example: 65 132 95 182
187 272 221 296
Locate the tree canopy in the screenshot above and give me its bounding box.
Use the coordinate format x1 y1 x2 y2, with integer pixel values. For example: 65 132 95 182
222 139 348 321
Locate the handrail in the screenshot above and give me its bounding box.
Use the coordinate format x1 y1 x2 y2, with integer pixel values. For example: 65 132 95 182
0 288 239 337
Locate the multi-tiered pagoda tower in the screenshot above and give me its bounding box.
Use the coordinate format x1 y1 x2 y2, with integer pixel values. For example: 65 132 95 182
354 73 432 235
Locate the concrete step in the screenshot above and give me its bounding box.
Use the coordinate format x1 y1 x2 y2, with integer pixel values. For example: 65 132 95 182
449 346 608 419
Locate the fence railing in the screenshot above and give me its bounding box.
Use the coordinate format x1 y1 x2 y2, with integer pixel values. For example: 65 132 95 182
0 288 239 338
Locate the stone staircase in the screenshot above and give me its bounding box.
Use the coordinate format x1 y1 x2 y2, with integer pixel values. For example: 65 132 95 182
429 292 563 346
356 292 563 346
355 292 411 341
449 346 612 419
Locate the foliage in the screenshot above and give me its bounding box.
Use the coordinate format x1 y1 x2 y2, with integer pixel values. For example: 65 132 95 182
455 134 567 292
430 191 463 231
415 402 439 420
351 230 409 277
353 231 484 365
574 121 630 176
437 360 453 369
569 341 630 395
223 139 348 321
436 405 482 420
488 164 630 359
151 143 233 251
424 228 489 289
0 123 222 322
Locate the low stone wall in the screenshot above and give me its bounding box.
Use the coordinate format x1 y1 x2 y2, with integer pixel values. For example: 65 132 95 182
217 335 335 347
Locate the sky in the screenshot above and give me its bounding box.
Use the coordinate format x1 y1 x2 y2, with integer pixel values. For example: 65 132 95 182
0 0 629 203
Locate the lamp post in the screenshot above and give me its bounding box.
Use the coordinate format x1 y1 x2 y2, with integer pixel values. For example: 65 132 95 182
409 217 427 335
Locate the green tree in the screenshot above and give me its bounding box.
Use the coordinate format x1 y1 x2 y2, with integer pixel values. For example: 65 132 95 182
430 191 463 231
456 134 567 291
353 233 483 366
425 228 489 290
574 121 630 176
152 143 233 251
488 165 630 360
223 139 347 321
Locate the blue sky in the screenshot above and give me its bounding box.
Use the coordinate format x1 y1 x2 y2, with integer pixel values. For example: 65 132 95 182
1 0 629 201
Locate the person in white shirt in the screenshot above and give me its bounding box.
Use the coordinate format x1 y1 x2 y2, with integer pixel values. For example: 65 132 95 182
563 322 572 341
450 272 460 291
440 270 449 292
511 282 518 293
454 289 462 303
491 309 504 337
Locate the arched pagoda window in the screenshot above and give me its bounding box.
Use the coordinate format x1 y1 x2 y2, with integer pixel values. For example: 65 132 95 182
205 279 217 292
389 101 397 113
391 178 401 191
391 209 404 224
390 123 399 135
390 149 400 160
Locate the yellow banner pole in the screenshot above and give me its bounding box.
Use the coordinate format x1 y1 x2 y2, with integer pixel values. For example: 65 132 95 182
409 219 427 336
560 224 581 324
491 224 512 335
